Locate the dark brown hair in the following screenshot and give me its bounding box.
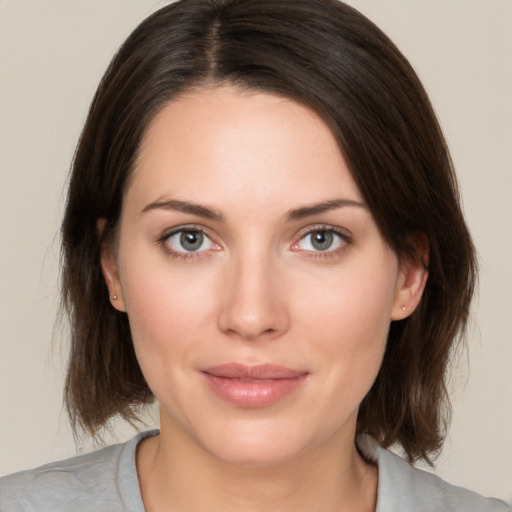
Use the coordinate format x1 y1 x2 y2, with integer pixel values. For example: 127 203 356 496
62 0 476 463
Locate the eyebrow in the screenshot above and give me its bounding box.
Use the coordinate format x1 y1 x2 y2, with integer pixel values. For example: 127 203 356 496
285 198 366 221
141 199 224 221
141 197 366 222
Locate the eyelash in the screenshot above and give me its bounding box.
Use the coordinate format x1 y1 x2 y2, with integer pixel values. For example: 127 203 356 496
158 225 219 262
158 224 352 262
292 225 352 260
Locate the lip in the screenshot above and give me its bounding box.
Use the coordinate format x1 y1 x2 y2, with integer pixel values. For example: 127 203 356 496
201 363 308 408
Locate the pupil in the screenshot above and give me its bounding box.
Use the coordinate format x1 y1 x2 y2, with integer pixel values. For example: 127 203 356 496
312 231 333 251
180 231 203 251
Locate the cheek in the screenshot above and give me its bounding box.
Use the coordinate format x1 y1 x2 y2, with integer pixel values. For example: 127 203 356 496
117 245 218 371
294 252 398 388
296 255 398 346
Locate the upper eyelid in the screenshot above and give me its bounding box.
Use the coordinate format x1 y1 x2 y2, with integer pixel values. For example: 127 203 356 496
158 225 218 252
160 224 212 240
290 225 352 252
296 224 352 240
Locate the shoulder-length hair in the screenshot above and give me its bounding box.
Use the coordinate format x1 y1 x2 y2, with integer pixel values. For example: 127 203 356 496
62 0 476 464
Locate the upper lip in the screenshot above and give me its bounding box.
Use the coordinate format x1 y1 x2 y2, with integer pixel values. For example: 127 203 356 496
202 363 307 380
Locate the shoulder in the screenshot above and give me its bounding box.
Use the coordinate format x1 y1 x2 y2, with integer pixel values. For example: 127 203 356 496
0 443 124 511
0 430 157 512
357 436 511 512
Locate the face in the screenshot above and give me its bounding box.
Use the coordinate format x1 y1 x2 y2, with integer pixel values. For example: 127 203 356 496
102 86 425 466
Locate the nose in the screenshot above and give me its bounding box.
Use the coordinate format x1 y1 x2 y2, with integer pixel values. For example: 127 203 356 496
217 250 290 341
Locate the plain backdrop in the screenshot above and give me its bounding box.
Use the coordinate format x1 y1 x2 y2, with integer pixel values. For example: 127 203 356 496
0 0 511 503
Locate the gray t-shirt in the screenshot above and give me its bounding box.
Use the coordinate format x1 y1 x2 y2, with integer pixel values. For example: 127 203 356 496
0 430 509 511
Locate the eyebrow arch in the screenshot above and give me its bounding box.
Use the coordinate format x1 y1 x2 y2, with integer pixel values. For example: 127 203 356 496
141 199 224 221
285 198 366 221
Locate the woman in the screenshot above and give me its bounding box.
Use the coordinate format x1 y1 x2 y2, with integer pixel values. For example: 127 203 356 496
0 0 509 510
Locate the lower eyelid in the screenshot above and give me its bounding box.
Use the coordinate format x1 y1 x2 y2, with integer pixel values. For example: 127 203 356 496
159 225 350 259
158 226 225 262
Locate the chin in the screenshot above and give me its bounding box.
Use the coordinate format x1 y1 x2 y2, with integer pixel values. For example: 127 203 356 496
192 416 331 468
206 438 306 468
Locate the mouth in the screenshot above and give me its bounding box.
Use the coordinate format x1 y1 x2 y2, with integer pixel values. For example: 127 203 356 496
201 363 309 408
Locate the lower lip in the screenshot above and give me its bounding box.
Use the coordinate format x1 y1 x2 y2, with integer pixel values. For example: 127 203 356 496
202 373 307 408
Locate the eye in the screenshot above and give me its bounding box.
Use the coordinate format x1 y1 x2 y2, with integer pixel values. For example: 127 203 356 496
294 228 347 252
165 228 217 253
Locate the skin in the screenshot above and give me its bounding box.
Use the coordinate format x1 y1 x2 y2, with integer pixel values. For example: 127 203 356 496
101 86 428 512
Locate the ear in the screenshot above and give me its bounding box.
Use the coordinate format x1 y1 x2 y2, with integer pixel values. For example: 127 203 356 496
97 218 126 312
391 233 429 320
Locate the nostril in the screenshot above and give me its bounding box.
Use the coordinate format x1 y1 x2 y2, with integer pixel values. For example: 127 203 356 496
220 314 286 341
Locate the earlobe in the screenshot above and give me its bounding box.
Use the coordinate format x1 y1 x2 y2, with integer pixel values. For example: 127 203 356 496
391 234 429 320
97 218 126 312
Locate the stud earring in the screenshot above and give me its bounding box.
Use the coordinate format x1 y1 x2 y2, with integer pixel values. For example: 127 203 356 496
112 295 118 301
401 306 406 313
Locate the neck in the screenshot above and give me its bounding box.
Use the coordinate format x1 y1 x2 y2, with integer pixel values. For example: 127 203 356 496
137 422 378 512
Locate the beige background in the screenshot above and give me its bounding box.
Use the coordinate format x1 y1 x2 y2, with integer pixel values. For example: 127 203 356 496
0 0 511 503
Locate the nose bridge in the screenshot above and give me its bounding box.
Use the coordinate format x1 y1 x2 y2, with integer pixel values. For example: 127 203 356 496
218 243 288 340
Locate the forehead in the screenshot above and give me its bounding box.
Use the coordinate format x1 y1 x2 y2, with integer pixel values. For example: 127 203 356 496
126 86 363 214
